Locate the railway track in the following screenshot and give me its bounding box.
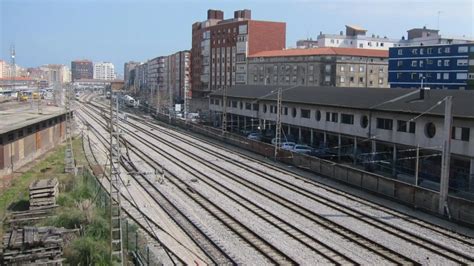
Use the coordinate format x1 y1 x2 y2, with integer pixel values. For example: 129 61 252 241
120 112 474 264
85 102 421 265
77 108 234 265
84 97 474 264
81 100 298 265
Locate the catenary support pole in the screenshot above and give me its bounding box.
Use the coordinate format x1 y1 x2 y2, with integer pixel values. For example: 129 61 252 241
439 96 453 216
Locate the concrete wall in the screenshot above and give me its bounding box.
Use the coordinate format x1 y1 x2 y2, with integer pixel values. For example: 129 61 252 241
154 113 474 226
0 116 67 178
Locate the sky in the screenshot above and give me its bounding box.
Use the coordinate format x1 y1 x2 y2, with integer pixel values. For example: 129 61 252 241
1 0 473 75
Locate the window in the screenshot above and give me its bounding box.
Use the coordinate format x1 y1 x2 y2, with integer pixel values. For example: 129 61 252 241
419 60 424 67
341 114 354 124
359 66 365 72
325 75 331 82
411 48 418 55
444 60 450 67
397 120 416 133
437 60 442 67
214 99 220 105
340 66 345 71
461 128 470 141
309 65 314 71
376 118 393 130
452 127 470 141
443 73 449 80
263 104 267 113
315 110 321 121
18 129 24 138
360 115 368 128
245 102 251 110
425 122 436 138
301 109 311 118
292 107 297 117
283 107 288 115
378 78 384 84
457 73 468 80
457 59 468 66
469 73 474 80
427 48 433 54
231 101 237 108
8 133 14 141
239 102 243 109
326 112 330 121
350 77 354 83
252 103 258 111
359 77 364 83
340 76 345 83
397 60 403 67
350 66 354 72
325 65 331 72
331 112 338 123
397 49 403 55
444 47 451 53
437 73 441 79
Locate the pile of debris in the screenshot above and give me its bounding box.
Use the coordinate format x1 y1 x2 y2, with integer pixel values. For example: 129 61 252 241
2 226 78 265
29 178 59 210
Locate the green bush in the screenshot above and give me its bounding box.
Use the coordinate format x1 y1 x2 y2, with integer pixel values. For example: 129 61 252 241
86 215 109 241
48 209 87 229
64 236 110 265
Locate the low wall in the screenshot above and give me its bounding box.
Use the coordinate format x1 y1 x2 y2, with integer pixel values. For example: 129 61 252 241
154 114 474 226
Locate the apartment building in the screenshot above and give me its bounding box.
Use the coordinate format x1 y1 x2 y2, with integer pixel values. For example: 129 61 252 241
296 25 473 50
388 43 474 90
71 60 93 81
247 47 389 88
93 62 116 80
124 61 140 87
191 9 286 97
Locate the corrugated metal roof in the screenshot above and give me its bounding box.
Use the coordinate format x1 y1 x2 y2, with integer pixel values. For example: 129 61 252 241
248 47 388 58
210 85 474 119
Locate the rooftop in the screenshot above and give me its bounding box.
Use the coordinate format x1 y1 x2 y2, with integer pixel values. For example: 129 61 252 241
210 85 474 119
0 103 67 135
248 47 388 58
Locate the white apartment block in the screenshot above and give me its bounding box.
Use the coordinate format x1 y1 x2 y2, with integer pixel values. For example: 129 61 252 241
298 25 472 51
93 62 116 80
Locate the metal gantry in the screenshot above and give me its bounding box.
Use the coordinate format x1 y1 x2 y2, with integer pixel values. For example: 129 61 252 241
109 95 124 264
274 88 283 160
64 85 76 175
221 86 228 134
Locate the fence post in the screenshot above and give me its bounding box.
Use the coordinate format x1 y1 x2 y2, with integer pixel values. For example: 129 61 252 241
126 220 129 250
136 231 138 252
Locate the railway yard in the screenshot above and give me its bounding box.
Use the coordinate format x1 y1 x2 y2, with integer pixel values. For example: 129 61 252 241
76 92 474 265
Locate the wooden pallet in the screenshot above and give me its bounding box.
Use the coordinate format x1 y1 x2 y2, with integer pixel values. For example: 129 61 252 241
29 178 59 210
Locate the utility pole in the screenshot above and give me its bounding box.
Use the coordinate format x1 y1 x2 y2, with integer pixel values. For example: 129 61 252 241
109 93 124 264
415 144 420 186
64 85 76 175
439 96 453 216
222 86 228 134
184 83 189 122
274 88 282 160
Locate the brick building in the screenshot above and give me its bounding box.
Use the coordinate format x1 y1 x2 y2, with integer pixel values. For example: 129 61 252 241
247 47 389 88
191 9 286 98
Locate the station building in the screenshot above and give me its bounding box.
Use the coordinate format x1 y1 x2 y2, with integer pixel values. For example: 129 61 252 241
209 85 474 196
0 105 70 180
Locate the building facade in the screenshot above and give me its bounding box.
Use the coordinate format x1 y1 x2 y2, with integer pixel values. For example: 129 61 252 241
191 9 286 97
93 62 116 80
296 26 473 50
71 60 93 81
209 85 474 194
247 47 389 88
388 43 474 90
124 61 139 88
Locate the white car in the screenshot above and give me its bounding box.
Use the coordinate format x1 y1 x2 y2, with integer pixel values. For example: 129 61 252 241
280 142 296 150
293 144 313 154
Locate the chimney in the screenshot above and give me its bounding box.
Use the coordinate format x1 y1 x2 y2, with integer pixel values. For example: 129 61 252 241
208 9 223 20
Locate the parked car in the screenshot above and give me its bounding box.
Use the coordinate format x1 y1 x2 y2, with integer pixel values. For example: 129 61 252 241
293 144 313 154
271 135 296 145
281 142 296 150
247 132 262 141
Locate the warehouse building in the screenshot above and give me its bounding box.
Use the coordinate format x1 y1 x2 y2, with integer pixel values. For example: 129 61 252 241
0 105 69 179
209 85 474 196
